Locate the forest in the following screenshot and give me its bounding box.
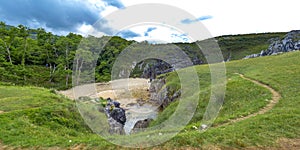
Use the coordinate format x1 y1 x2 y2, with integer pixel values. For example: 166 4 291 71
0 22 136 89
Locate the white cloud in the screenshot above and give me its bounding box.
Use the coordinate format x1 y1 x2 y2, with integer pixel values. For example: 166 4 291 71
121 25 191 43
120 0 300 38
76 23 107 37
66 0 300 42
100 5 119 17
3 0 298 42
77 23 95 36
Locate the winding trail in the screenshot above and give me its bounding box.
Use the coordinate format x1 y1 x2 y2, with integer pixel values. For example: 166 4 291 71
216 73 281 127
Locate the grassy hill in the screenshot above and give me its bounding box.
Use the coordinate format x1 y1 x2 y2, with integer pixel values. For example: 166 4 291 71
155 50 300 149
0 51 299 149
216 32 286 60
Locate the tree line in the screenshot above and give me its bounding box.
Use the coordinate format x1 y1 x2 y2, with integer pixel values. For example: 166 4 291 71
0 22 133 89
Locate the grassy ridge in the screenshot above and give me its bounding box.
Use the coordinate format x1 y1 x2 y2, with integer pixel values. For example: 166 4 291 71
150 72 271 128
0 51 299 149
157 51 300 149
0 86 101 147
216 32 286 60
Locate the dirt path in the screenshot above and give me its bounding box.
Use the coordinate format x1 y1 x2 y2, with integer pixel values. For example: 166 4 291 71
0 110 4 114
216 73 281 127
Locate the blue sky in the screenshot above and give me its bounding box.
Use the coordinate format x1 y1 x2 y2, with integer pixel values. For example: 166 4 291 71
0 1 93 31
0 0 299 43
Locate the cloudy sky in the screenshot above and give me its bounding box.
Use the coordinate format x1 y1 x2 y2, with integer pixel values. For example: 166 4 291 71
0 0 299 43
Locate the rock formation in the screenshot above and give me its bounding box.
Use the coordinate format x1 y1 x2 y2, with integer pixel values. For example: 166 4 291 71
134 56 201 79
244 30 300 59
130 118 153 134
149 78 181 110
104 100 126 135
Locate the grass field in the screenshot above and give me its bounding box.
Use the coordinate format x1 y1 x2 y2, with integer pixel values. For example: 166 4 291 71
0 51 299 149
155 51 300 149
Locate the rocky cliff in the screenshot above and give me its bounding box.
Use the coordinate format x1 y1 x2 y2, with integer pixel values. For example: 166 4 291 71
133 58 200 79
130 118 153 134
244 30 300 59
148 78 181 110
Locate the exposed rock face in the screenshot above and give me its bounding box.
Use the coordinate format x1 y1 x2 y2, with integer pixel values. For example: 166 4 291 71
107 117 125 135
130 118 153 134
149 79 166 105
140 60 173 79
135 56 201 79
149 79 181 109
104 101 126 135
244 30 300 59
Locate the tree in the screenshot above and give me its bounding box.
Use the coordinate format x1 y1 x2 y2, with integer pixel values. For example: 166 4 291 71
36 28 58 82
17 25 29 67
55 33 81 87
73 48 95 85
0 22 17 64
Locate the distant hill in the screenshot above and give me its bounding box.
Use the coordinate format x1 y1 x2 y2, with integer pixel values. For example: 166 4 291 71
131 32 287 78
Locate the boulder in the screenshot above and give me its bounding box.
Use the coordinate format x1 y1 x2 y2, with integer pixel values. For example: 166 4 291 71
107 117 125 135
130 118 153 134
104 100 126 135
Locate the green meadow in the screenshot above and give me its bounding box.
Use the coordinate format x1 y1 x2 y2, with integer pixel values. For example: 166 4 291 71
0 51 299 149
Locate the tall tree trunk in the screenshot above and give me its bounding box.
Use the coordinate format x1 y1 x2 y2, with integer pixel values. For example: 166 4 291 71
65 46 69 87
66 72 69 87
22 38 28 81
49 63 52 77
21 38 28 67
49 64 56 82
4 42 12 64
76 60 84 85
75 58 80 85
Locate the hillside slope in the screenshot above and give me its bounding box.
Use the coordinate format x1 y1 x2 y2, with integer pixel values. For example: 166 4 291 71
0 51 299 149
154 51 300 149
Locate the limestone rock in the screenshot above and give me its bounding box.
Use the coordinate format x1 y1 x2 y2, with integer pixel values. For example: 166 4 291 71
149 78 181 109
130 118 153 134
107 117 125 135
244 30 300 59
